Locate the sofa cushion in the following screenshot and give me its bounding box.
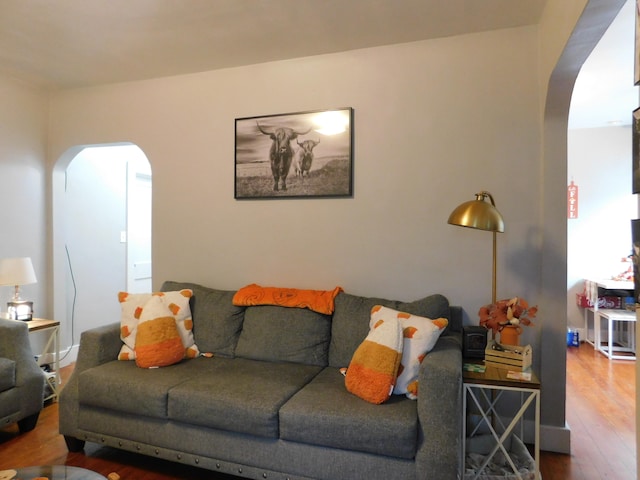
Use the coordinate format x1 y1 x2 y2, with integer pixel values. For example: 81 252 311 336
235 305 331 366
0 357 16 392
168 357 322 438
78 359 208 418
329 292 451 368
280 367 418 459
161 281 245 357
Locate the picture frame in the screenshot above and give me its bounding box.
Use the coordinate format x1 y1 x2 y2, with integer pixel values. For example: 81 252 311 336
235 107 353 199
635 0 640 85
633 107 640 193
632 219 640 304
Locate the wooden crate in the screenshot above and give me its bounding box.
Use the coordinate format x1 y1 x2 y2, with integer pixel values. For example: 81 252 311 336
484 340 532 371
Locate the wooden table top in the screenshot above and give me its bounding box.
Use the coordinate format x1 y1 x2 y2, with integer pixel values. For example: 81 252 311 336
463 360 540 389
25 318 60 332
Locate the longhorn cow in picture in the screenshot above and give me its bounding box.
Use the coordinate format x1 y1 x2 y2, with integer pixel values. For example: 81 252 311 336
257 122 311 191
293 139 320 178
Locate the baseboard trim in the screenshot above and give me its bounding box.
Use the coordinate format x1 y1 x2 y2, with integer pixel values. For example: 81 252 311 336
540 422 571 454
59 344 78 368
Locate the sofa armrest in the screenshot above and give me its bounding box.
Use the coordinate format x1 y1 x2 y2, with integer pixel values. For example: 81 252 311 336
0 319 45 421
0 319 44 385
59 321 121 437
74 321 122 372
415 333 463 479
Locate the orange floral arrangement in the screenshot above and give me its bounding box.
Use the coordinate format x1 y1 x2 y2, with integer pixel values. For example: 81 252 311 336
478 297 537 335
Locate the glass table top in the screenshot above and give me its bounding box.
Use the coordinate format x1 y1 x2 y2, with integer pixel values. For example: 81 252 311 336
0 466 108 480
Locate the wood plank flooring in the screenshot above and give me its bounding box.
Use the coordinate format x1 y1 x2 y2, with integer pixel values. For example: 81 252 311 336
539 341 636 480
0 342 635 479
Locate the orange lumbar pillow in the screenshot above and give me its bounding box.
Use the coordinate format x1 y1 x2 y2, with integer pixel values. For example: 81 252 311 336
232 283 343 315
135 295 185 368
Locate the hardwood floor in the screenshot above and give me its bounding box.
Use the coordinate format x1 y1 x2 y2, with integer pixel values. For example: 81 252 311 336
539 341 636 480
0 342 635 479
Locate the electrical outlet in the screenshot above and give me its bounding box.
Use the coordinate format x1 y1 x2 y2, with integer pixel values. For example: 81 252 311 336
120 231 127 243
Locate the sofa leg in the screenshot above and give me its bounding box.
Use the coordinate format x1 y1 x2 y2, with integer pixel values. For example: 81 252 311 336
64 435 86 452
17 412 40 432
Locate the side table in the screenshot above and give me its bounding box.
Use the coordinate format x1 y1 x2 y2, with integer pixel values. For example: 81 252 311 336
462 363 541 480
26 318 60 402
593 308 636 360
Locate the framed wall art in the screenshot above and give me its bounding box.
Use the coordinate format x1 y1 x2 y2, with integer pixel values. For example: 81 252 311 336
632 219 640 304
636 0 640 85
633 107 640 193
235 107 353 199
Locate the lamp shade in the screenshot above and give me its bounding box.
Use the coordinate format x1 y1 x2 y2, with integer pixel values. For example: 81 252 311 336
447 192 505 233
0 257 37 286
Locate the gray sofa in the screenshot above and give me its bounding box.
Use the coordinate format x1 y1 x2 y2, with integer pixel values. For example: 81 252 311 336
60 281 463 480
0 318 46 432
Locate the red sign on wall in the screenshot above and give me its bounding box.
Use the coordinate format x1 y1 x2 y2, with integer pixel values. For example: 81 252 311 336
568 181 578 219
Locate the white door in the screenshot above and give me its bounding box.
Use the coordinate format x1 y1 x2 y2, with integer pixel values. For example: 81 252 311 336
127 160 152 293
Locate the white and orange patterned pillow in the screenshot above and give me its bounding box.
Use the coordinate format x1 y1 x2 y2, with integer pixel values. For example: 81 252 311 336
369 305 448 400
135 295 185 368
117 289 199 361
345 313 403 404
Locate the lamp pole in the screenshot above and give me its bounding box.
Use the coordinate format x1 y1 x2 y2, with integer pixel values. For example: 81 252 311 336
447 190 504 306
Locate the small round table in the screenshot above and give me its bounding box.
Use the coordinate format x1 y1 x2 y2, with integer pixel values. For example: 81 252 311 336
0 466 107 480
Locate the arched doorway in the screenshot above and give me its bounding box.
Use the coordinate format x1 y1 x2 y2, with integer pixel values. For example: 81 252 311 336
540 0 628 455
52 143 151 362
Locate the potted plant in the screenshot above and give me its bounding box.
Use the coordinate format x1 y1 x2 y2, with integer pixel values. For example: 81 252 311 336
478 297 537 345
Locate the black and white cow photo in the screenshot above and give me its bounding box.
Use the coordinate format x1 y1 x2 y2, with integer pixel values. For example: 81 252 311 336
235 108 353 199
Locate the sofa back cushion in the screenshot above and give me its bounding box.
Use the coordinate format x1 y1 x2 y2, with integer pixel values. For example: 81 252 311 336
161 281 245 358
328 292 451 368
235 305 331 366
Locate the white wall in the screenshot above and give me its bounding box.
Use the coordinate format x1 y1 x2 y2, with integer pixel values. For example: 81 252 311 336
63 146 128 343
49 26 541 303
0 74 48 315
567 126 637 332
47 23 550 429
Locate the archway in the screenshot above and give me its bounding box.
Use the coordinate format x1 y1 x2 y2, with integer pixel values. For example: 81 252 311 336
52 143 151 364
540 0 627 454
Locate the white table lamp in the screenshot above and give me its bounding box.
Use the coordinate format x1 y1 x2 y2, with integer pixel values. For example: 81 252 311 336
0 257 37 320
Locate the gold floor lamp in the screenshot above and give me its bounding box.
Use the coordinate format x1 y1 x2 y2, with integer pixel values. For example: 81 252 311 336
447 191 505 305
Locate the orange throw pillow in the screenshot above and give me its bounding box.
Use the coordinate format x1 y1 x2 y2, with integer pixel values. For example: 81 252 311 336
232 284 343 314
344 313 403 404
135 296 185 368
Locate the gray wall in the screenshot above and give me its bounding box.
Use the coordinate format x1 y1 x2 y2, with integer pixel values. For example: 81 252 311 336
0 75 47 315
567 126 636 334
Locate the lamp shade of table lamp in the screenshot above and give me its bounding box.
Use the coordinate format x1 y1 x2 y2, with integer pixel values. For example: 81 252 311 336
0 257 37 320
448 191 504 304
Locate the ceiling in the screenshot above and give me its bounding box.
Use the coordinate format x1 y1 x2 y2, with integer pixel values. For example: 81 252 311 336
569 0 638 129
0 0 632 129
0 0 546 90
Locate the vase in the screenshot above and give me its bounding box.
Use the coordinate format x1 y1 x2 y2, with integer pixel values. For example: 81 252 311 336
500 324 522 346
